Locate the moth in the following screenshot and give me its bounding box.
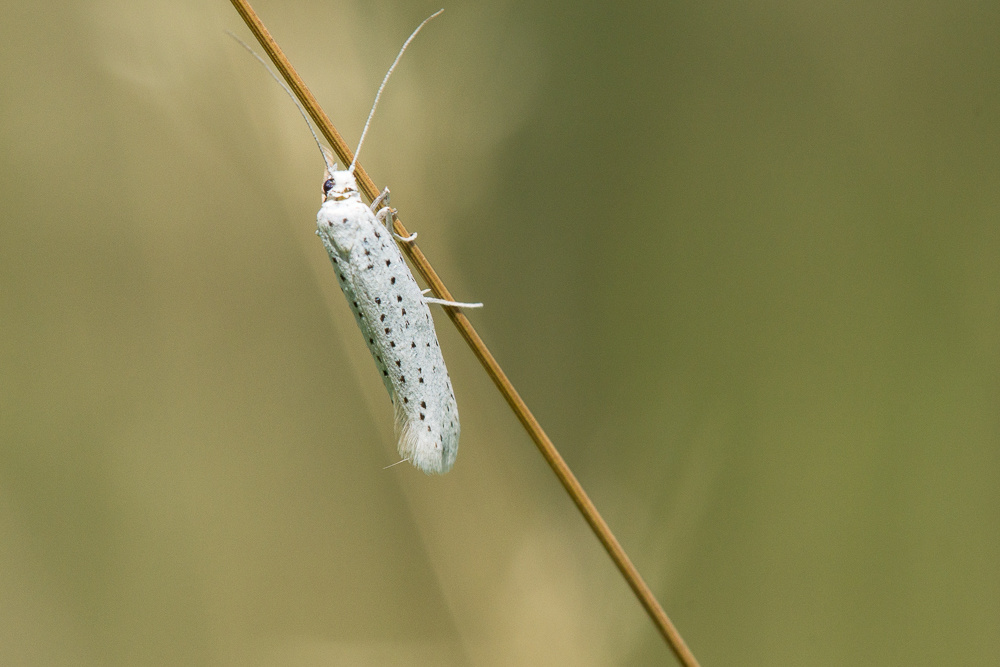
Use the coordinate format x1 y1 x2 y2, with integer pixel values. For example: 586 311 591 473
231 10 479 473
317 160 480 473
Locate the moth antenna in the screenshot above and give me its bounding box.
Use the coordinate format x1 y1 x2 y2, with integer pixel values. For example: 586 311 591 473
349 8 443 173
226 30 334 174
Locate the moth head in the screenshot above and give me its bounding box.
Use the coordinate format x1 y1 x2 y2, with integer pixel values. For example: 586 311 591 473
322 169 361 203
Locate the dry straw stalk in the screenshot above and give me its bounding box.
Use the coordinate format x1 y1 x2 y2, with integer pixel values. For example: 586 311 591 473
227 1 700 664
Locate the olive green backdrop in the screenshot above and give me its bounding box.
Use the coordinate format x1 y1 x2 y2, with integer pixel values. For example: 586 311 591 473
2 1 998 665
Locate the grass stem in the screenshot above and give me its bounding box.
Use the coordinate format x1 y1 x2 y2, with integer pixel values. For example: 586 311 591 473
228 2 700 664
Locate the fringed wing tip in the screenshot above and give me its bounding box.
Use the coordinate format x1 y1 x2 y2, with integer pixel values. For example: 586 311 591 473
393 399 455 474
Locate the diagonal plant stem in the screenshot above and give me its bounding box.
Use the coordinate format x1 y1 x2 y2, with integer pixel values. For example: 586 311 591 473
227 1 700 665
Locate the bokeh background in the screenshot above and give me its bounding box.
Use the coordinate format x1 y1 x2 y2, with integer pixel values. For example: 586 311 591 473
2 0 999 665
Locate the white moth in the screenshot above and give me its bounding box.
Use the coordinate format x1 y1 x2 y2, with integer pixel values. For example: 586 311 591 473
317 166 473 474
230 10 479 474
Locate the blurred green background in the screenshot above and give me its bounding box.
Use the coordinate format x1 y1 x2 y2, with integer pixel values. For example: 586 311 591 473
2 0 999 665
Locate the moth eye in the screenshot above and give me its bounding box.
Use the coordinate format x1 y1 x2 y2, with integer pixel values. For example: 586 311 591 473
323 179 335 194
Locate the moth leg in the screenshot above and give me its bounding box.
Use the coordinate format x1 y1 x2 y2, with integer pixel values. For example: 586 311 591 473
395 229 418 243
377 206 418 242
420 287 482 308
370 187 390 212
423 297 483 309
375 206 415 241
